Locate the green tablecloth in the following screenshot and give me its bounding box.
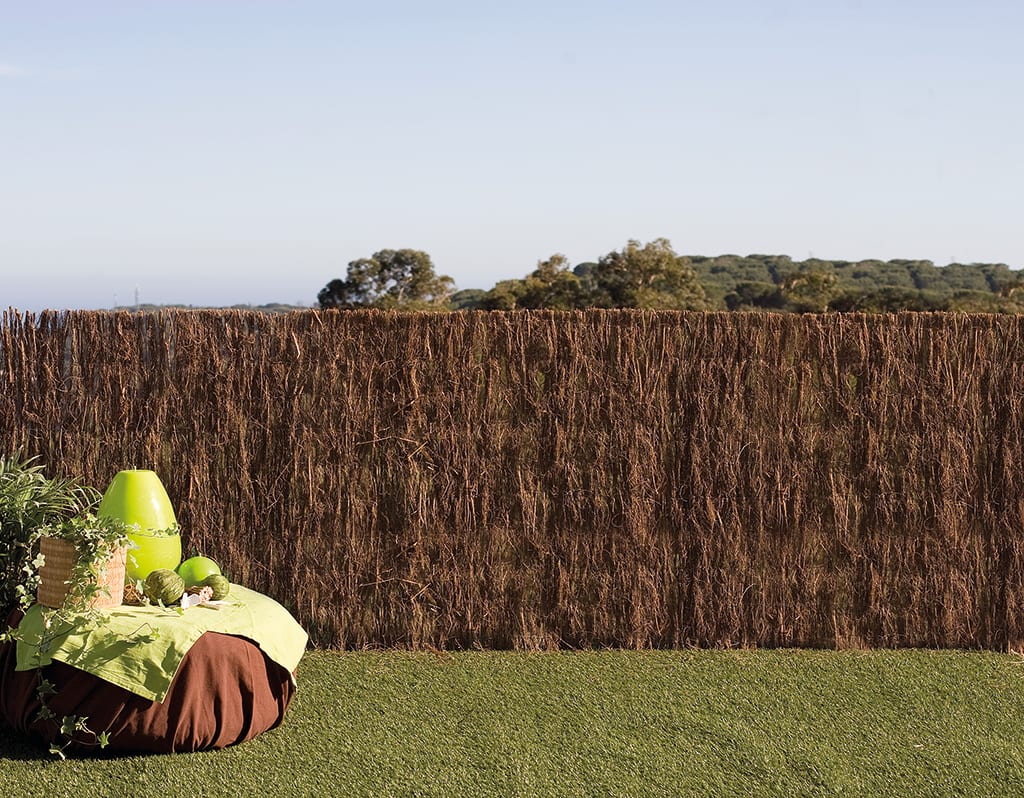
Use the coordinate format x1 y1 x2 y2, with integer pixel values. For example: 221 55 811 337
15 584 308 702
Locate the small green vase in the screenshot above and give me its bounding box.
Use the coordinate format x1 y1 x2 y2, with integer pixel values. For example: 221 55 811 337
98 469 182 581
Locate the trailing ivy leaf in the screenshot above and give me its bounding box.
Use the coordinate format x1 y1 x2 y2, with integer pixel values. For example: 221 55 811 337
2 455 129 758
97 731 110 748
33 705 55 722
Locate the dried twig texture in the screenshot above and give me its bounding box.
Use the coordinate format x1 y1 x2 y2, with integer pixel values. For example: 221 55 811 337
2 309 1022 650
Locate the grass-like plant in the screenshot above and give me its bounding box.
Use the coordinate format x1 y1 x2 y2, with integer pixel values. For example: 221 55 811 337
0 452 99 614
3 649 1023 793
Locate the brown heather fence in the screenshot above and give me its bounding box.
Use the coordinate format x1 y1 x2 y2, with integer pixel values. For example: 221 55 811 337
3 308 1024 650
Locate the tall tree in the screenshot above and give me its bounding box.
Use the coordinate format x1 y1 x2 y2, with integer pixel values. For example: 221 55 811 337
318 249 455 310
780 269 838 313
515 253 587 309
478 279 528 310
479 254 586 310
589 238 708 309
449 288 487 310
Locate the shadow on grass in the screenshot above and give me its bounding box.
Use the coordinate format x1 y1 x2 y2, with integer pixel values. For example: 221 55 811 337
0 724 48 761
0 724 154 762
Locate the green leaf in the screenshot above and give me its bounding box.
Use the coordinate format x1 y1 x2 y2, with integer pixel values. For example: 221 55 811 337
33 705 55 722
48 744 66 759
36 677 57 697
97 730 110 748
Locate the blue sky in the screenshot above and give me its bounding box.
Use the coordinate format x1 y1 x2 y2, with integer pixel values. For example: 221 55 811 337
2 0 1022 311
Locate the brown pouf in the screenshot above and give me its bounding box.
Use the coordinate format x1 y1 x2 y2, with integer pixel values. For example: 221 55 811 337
0 610 296 754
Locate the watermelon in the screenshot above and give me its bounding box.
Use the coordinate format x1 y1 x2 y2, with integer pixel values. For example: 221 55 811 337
201 573 231 600
143 569 185 605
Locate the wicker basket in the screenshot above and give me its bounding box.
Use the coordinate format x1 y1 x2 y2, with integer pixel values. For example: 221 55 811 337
37 537 127 610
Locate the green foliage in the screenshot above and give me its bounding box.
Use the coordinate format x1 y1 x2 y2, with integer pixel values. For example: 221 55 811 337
478 279 526 310
320 245 1023 313
516 253 587 309
0 453 138 758
476 241 710 310
589 238 708 309
318 249 455 310
32 513 134 613
479 253 587 310
780 268 838 313
0 453 98 614
449 288 487 310
692 253 790 298
4 511 134 757
724 280 785 311
829 288 944 312
696 255 1024 312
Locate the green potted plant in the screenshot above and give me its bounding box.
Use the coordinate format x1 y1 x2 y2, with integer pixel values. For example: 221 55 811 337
34 513 134 611
0 452 134 756
0 452 98 615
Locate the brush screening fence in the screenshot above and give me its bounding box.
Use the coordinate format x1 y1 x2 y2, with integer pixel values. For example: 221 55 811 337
2 308 1023 650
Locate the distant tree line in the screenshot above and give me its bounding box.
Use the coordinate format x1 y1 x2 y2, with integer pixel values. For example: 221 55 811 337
317 241 1024 313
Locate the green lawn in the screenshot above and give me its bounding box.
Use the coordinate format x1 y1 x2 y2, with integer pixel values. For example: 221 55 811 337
2 649 1024 797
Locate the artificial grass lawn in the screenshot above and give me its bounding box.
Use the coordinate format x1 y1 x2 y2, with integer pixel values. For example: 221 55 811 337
2 649 1024 797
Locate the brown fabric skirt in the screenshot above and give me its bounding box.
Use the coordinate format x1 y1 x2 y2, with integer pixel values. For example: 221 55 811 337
0 610 296 754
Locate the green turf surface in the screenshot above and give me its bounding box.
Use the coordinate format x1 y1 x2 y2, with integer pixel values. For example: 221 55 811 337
2 649 1023 796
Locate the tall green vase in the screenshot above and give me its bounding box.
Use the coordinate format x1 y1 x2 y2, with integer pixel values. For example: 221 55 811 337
98 469 182 582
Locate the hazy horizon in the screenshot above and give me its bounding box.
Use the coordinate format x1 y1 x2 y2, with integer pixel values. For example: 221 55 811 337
3 1 1022 312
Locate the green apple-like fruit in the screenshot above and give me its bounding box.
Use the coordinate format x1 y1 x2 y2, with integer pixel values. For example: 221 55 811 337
176 555 222 587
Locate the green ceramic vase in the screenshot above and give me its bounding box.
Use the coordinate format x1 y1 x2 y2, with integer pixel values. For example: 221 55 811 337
98 469 182 581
